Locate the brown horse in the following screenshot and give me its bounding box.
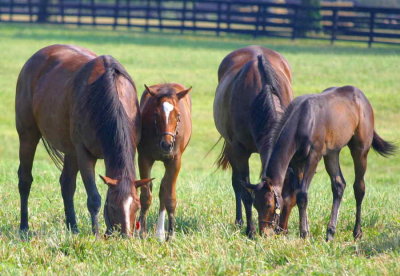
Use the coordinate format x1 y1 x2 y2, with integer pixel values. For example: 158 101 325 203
247 86 396 240
16 44 151 237
137 83 192 241
213 45 294 237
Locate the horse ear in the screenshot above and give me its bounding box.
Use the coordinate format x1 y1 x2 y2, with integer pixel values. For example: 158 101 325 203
134 178 154 188
99 175 118 186
144 84 156 97
176 87 192 100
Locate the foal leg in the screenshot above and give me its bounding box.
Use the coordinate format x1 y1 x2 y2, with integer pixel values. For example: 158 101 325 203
349 144 368 240
138 154 154 236
17 129 40 232
76 146 101 236
297 151 321 238
60 154 79 233
156 157 181 241
324 152 346 241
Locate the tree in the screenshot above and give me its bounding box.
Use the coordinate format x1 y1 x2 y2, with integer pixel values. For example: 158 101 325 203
37 0 49 23
298 0 322 36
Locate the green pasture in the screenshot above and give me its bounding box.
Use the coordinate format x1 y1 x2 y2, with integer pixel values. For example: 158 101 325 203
0 24 399 274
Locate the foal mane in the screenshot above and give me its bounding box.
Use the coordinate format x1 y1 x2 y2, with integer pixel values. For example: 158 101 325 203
82 55 136 198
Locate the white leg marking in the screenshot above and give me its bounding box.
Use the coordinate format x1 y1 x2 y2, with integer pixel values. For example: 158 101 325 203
162 102 174 124
156 210 166 241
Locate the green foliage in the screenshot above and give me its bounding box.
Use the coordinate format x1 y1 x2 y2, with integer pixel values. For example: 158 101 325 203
0 24 399 274
298 0 322 36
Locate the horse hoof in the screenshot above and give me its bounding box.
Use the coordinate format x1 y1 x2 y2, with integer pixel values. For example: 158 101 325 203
246 227 256 239
353 229 363 240
156 231 166 242
300 231 309 239
235 219 244 228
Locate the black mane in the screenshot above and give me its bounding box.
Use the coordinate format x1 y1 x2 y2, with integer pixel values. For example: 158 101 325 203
250 54 284 173
82 55 137 198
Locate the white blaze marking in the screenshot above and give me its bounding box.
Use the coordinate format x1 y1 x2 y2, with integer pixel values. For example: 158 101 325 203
123 196 133 230
156 210 166 241
163 102 174 124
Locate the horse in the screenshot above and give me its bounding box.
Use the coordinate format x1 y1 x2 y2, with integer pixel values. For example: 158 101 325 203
15 44 151 237
246 85 396 241
213 45 294 237
137 83 192 241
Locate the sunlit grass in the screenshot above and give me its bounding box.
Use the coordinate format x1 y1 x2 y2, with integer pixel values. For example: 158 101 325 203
0 23 399 274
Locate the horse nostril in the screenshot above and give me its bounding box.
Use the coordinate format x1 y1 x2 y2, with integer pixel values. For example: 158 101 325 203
160 140 173 152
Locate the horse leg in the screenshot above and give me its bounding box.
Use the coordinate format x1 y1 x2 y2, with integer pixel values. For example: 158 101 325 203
156 156 181 241
138 154 154 237
297 151 321 239
60 154 79 233
324 152 346 241
17 128 40 232
76 146 101 236
279 168 299 233
230 147 253 238
349 142 368 240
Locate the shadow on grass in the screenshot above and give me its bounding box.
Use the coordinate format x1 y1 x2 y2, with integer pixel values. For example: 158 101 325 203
3 23 400 56
145 212 201 234
359 225 400 256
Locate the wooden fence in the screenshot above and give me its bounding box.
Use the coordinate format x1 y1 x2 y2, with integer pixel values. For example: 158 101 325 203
1 0 400 46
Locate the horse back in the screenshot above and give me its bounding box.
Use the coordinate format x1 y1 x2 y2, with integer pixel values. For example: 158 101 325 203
214 46 293 149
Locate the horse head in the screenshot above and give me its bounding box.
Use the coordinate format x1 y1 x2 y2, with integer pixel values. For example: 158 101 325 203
244 177 282 236
100 175 153 237
144 84 191 155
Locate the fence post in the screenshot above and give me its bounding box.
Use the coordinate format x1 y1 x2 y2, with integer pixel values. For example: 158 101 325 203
330 8 338 45
28 0 33 23
192 0 196 32
157 0 162 31
113 0 120 30
126 0 131 28
59 0 65 24
254 4 261 38
181 0 188 34
145 0 150 32
9 0 14 22
216 1 221 36
91 0 96 26
368 11 375 48
227 2 231 33
262 4 267 33
291 6 299 40
77 0 82 26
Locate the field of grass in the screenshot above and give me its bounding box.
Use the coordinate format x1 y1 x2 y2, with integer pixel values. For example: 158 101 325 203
0 24 399 274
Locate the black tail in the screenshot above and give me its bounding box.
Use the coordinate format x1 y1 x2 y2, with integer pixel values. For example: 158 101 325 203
215 140 231 170
372 131 396 157
42 138 64 170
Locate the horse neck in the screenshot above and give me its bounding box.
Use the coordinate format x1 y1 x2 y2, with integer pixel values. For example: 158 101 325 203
83 57 136 183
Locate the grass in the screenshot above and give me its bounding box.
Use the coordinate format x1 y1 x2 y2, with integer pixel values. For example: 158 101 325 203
0 23 399 274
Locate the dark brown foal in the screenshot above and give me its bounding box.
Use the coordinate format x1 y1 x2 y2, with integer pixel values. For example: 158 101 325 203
247 85 396 240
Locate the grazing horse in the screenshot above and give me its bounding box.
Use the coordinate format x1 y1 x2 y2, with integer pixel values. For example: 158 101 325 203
213 45 294 237
138 83 192 241
247 86 396 241
16 44 151 237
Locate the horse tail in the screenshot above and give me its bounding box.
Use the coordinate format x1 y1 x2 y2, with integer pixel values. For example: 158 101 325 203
215 139 231 170
372 131 396 157
42 138 64 170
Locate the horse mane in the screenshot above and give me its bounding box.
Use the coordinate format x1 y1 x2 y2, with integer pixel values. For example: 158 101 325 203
260 96 309 177
250 54 285 172
82 55 136 198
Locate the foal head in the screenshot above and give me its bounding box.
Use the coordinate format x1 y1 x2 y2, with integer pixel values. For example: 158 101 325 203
144 84 191 155
100 175 152 237
246 178 282 236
